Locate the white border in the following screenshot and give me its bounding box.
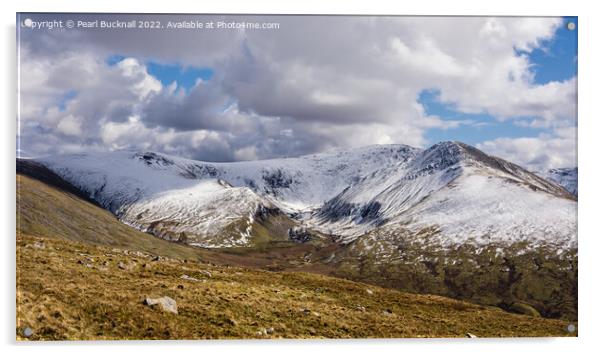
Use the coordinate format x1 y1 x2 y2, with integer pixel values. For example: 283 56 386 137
2 1 601 353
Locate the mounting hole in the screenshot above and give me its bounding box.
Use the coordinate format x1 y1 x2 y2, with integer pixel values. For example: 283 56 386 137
567 324 576 333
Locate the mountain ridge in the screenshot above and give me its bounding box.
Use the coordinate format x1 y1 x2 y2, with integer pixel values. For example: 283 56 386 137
33 141 577 250
308 141 576 247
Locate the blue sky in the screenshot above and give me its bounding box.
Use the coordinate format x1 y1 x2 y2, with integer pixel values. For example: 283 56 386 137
526 17 577 84
419 89 543 145
146 62 214 91
422 17 577 146
107 54 214 92
57 90 77 111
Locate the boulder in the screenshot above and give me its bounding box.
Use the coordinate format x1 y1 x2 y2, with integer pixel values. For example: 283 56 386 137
180 274 199 282
143 296 178 314
300 308 311 314
118 262 134 271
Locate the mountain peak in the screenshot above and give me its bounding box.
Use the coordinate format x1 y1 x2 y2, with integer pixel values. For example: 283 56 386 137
134 151 175 167
412 141 467 172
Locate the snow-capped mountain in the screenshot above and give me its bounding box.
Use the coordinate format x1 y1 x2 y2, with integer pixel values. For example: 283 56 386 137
39 151 278 247
309 142 577 247
37 145 418 247
542 167 578 197
36 142 577 249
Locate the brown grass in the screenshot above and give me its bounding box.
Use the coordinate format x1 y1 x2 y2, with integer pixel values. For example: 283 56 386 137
16 235 576 340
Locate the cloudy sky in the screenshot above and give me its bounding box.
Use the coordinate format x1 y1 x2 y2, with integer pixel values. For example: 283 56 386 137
17 14 577 171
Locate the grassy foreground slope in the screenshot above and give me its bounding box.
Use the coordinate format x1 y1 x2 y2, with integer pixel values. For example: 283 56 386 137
16 235 575 340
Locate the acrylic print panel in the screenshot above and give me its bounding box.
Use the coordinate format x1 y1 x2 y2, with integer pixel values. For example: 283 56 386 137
16 13 577 340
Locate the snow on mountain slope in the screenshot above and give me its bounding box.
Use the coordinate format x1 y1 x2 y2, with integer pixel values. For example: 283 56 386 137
122 179 269 247
36 142 576 249
309 142 577 247
38 151 277 247
37 145 418 247
173 144 420 212
542 168 578 197
42 145 419 211
386 167 576 248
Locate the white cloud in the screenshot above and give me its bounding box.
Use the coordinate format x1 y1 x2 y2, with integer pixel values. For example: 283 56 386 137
19 48 167 155
56 115 83 136
117 58 162 99
477 127 577 172
234 146 259 161
18 16 576 167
